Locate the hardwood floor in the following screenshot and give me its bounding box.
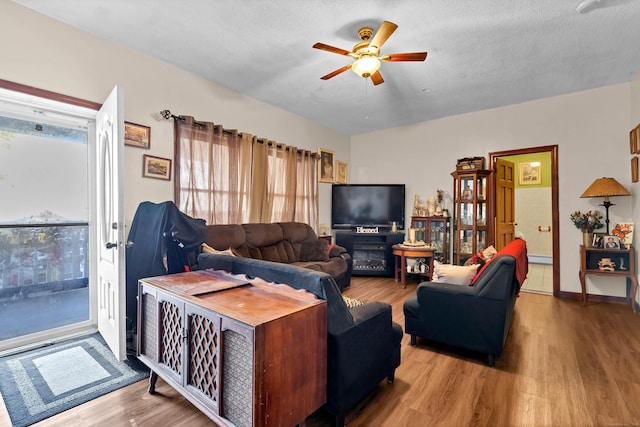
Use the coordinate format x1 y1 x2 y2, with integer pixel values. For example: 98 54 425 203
2 276 640 426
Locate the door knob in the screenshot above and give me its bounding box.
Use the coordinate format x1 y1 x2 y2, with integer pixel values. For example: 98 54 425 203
106 242 117 249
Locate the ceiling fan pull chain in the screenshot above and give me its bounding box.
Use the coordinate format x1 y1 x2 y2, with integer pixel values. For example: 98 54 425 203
364 78 369 121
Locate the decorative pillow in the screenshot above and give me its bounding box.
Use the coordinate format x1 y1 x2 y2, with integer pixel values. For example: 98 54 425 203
432 260 480 285
483 245 497 261
463 251 486 268
343 296 366 309
299 240 330 262
201 243 236 256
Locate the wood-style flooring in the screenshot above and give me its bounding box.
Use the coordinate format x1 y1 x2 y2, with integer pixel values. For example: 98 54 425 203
2 275 640 426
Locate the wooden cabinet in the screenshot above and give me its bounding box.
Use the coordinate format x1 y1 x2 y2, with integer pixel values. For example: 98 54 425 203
410 216 450 263
579 245 638 313
137 270 327 427
451 169 492 265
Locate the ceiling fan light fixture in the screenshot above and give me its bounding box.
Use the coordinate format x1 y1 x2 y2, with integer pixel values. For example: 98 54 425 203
352 55 380 78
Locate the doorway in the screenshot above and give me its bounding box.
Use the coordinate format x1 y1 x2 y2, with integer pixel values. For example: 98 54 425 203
0 80 127 359
489 145 559 296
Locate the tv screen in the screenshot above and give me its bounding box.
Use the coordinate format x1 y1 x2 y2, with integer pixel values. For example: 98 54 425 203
331 184 405 230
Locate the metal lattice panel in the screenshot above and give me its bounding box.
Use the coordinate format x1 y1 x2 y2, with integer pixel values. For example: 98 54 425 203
222 329 253 427
142 293 158 361
160 300 183 375
188 313 219 402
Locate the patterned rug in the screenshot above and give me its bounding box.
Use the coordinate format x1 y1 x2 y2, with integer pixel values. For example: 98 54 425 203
0 333 148 427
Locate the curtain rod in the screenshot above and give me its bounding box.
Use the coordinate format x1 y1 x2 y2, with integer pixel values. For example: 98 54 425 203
159 109 317 157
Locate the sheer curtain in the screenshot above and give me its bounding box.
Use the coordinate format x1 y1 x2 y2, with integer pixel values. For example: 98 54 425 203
175 116 318 227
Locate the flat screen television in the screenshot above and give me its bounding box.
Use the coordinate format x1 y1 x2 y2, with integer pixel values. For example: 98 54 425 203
331 184 405 230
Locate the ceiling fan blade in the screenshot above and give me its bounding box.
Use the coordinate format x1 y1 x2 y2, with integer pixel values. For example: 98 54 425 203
369 21 398 51
370 70 384 86
381 52 428 62
320 64 352 80
313 42 352 56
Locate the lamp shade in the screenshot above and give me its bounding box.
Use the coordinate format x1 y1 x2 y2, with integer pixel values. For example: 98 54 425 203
351 55 381 77
580 177 630 201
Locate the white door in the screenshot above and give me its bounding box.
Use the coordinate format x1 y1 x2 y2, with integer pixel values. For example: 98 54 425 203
96 85 126 360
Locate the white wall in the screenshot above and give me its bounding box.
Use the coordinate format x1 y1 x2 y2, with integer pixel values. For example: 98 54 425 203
0 1 350 228
351 84 635 296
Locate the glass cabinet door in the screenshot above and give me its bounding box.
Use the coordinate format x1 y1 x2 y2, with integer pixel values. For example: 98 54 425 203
429 219 446 262
452 169 492 264
410 216 450 263
412 218 426 242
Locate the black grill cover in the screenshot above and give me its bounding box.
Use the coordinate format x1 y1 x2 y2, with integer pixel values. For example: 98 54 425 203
125 201 207 344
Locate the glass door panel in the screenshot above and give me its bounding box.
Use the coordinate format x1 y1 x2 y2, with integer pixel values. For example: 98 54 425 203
0 112 90 347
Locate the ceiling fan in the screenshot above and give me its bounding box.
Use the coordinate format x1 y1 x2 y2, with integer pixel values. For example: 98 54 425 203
312 21 428 86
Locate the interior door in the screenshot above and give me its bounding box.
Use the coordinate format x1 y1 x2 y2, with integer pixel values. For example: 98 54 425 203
494 157 516 250
96 85 126 360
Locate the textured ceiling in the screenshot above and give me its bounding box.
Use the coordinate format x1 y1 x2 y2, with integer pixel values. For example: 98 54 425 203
12 0 640 135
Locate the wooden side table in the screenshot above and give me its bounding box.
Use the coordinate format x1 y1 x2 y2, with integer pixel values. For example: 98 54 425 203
578 245 638 313
392 244 434 288
318 234 332 244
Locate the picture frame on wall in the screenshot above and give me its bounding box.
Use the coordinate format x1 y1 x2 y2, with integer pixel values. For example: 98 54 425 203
519 162 541 185
318 147 335 183
143 155 171 180
336 160 348 184
630 127 638 154
124 121 151 149
632 156 638 183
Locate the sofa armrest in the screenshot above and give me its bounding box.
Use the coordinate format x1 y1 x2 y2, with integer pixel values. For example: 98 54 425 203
326 301 397 411
413 281 510 353
329 244 348 258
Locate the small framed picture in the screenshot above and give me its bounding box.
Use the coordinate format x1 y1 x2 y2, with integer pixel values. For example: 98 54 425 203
603 235 620 249
632 156 638 183
318 147 335 183
336 160 348 184
632 124 640 154
125 122 151 149
592 233 605 248
519 162 541 185
143 155 172 180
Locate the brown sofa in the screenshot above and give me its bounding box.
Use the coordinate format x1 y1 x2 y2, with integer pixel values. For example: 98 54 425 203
201 222 353 290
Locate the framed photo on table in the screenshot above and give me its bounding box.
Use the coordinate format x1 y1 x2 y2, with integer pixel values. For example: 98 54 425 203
603 235 620 249
611 222 634 249
592 233 605 248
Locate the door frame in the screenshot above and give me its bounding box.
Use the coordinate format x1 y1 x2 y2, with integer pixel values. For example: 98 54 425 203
489 145 559 296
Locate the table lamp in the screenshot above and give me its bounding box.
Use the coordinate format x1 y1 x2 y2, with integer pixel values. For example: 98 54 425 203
580 177 631 234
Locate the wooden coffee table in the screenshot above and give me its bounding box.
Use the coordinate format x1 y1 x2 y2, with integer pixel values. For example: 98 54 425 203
392 244 434 288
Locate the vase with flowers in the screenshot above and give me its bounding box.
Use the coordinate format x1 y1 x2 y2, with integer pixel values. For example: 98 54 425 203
570 210 604 247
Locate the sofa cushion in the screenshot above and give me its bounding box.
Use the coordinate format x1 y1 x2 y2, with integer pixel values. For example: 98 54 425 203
206 224 246 250
432 261 480 285
300 239 330 262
